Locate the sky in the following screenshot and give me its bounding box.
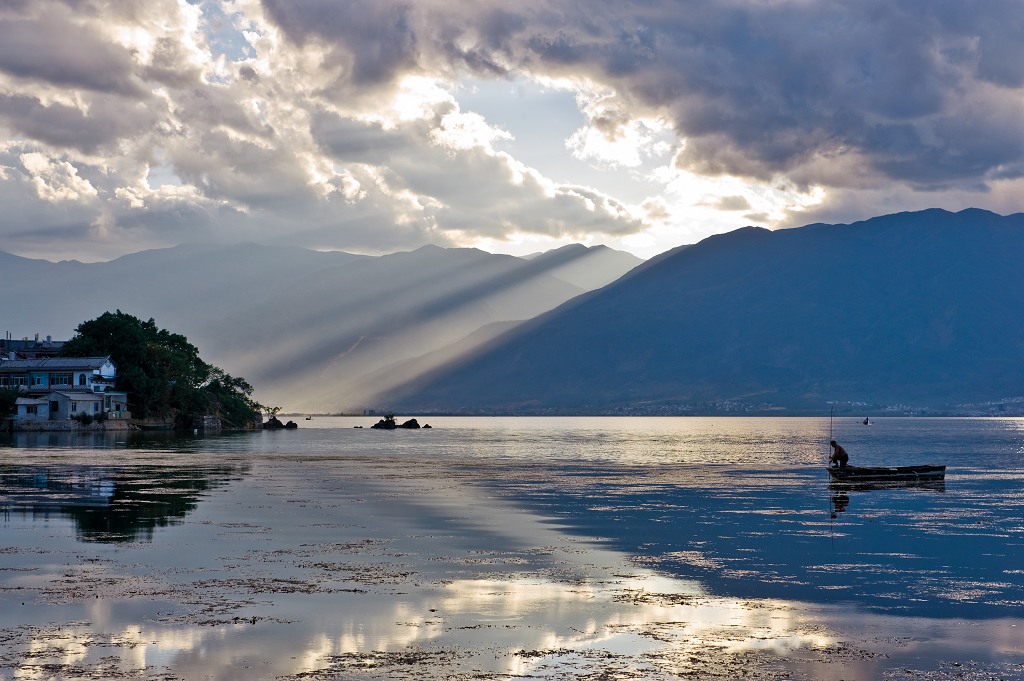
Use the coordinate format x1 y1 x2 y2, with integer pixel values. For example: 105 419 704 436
2 0 1024 262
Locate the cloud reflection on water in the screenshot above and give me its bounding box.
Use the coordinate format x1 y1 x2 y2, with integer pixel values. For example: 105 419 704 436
1 448 850 679
13 567 1022 679
3 418 1024 679
9 568 847 679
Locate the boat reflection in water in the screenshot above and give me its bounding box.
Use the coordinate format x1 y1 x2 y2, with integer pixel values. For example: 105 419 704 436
829 477 945 518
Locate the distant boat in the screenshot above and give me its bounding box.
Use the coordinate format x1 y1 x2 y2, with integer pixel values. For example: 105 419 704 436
828 464 945 483
305 416 312 420
138 423 174 431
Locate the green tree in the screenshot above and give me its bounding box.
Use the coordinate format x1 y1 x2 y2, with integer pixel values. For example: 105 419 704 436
62 310 267 428
0 386 19 419
202 368 262 430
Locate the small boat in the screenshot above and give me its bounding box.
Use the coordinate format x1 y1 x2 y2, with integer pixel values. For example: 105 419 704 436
828 464 945 483
138 423 174 431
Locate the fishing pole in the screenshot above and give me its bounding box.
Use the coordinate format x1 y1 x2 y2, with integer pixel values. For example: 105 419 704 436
828 405 834 463
828 405 836 548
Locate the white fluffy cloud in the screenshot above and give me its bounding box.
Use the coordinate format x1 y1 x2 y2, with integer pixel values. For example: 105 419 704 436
1 0 1023 260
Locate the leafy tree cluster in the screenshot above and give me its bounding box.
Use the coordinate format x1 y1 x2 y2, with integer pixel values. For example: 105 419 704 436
61 311 268 428
1 387 18 419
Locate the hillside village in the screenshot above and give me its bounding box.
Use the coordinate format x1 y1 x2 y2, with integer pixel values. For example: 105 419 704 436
2 318 265 432
1 335 131 430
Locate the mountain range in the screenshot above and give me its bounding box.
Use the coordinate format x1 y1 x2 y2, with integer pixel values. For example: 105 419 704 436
1 242 641 412
7 207 1023 416
384 208 1024 415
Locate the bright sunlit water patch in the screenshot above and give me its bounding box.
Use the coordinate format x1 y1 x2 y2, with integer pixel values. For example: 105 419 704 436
1 416 1023 679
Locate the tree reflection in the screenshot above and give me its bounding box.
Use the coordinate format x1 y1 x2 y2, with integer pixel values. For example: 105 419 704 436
0 463 246 542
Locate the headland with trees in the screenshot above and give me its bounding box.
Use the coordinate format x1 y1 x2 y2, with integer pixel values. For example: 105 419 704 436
1 311 269 431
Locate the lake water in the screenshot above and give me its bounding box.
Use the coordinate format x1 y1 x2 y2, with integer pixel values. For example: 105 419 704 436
1 416 1023 680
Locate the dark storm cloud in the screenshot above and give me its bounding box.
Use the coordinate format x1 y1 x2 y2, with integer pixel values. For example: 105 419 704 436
262 0 421 88
0 14 145 96
0 93 158 153
310 111 414 162
260 0 1024 189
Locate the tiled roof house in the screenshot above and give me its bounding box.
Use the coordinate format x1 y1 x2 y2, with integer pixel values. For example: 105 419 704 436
1 356 130 422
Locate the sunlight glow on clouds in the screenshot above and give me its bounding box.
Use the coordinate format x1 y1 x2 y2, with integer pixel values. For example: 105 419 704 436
1 0 1023 261
365 75 455 128
567 117 672 170
20 152 98 203
566 83 675 171
432 110 513 152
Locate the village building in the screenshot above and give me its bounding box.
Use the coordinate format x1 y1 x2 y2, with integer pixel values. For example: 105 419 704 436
0 333 64 359
0 356 130 423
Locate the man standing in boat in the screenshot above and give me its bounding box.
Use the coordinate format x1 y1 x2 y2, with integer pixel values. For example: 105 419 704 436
830 440 849 468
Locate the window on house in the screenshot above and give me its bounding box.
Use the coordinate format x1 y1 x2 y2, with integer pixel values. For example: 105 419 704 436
25 405 37 415
70 402 77 412
93 403 100 412
79 374 87 386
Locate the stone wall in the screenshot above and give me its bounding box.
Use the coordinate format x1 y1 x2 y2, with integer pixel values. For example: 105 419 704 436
9 418 135 432
193 415 222 432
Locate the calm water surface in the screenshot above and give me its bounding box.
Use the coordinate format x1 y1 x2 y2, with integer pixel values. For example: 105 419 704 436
1 416 1023 679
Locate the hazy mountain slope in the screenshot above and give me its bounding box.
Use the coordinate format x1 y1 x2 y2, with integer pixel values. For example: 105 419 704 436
1 243 362 341
206 245 589 411
4 242 640 412
385 208 1024 414
521 244 643 290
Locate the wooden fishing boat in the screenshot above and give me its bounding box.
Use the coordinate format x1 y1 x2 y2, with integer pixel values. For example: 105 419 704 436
828 464 945 483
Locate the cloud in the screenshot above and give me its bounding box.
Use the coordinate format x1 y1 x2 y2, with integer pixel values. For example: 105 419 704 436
713 196 751 212
0 11 145 96
259 0 1024 193
20 151 98 202
311 101 643 242
0 0 1022 261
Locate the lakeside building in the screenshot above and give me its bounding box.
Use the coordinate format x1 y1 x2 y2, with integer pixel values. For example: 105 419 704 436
0 356 130 423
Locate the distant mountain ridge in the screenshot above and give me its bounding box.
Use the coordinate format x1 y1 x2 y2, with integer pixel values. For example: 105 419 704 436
521 243 647 290
1 241 641 412
385 208 1024 415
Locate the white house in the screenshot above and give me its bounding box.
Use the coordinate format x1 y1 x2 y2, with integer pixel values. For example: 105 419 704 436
14 396 48 420
42 391 109 420
2 356 130 422
0 356 117 393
